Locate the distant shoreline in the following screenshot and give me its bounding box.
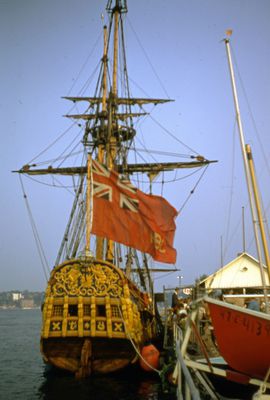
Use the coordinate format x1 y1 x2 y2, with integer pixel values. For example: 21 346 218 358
0 306 40 310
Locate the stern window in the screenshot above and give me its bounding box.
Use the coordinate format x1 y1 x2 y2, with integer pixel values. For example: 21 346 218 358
111 305 121 317
83 304 91 316
53 305 63 317
96 305 106 317
68 304 78 316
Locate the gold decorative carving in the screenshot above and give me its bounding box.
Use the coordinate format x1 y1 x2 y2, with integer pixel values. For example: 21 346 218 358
50 262 123 297
50 321 61 331
84 321 91 330
113 322 123 332
97 321 106 331
68 321 78 331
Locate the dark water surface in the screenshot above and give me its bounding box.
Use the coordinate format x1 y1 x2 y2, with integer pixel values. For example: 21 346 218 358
0 309 175 400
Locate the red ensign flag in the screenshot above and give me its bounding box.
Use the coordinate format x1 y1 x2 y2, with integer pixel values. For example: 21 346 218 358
91 160 177 263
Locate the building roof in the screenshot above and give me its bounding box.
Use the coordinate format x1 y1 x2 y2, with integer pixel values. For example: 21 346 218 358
200 252 270 289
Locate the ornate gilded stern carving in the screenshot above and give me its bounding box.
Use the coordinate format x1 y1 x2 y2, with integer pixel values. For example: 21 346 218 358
48 259 124 297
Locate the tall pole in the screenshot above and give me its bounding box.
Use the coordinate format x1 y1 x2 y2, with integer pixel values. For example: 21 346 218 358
85 153 93 256
246 144 270 278
102 24 108 114
225 38 269 311
96 24 108 260
177 274 183 291
112 8 119 96
105 7 120 262
242 206 246 253
220 235 223 268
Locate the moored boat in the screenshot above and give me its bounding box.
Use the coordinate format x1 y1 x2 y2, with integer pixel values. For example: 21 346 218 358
204 296 270 380
205 36 270 383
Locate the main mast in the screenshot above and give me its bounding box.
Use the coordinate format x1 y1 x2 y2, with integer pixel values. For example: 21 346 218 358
95 24 108 259
14 0 217 268
89 1 128 262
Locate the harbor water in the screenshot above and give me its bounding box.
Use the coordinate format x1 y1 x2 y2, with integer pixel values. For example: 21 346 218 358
1 309 258 400
0 309 175 400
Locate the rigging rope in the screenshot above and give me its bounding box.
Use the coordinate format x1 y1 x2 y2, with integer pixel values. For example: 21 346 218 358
67 32 103 96
231 43 270 246
19 176 50 282
127 74 154 98
177 165 209 214
130 147 193 159
131 166 206 186
27 150 84 167
27 121 78 165
127 17 170 99
231 44 270 186
223 119 237 259
153 271 177 281
118 306 161 375
56 134 83 168
148 113 200 155
135 135 159 164
24 174 78 192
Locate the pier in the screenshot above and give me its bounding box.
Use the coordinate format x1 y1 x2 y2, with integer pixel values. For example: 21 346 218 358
161 294 270 399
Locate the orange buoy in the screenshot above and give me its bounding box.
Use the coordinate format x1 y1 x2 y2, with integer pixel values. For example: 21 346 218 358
139 343 160 371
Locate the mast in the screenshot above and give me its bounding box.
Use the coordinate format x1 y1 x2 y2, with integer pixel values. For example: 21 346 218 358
246 144 270 278
112 6 119 96
105 2 121 262
85 153 93 256
242 206 246 253
225 38 269 310
96 24 108 260
102 24 108 114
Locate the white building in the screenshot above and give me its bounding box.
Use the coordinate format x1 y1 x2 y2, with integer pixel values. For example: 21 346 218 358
200 252 270 291
12 292 23 301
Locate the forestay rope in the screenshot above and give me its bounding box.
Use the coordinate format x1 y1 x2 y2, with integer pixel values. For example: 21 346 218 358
19 175 50 282
177 165 209 214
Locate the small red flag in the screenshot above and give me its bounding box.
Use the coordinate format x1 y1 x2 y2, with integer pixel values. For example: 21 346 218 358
91 160 177 264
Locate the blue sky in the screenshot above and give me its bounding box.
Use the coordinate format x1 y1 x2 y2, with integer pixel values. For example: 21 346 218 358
1 0 270 291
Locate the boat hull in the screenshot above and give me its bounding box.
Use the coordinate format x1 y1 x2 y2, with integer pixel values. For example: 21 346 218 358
204 297 270 380
41 337 136 376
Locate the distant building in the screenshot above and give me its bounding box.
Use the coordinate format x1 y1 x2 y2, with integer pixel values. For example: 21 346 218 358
200 252 270 292
20 299 35 309
12 292 23 301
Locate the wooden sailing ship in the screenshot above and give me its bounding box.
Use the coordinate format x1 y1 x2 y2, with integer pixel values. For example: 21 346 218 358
15 0 214 377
